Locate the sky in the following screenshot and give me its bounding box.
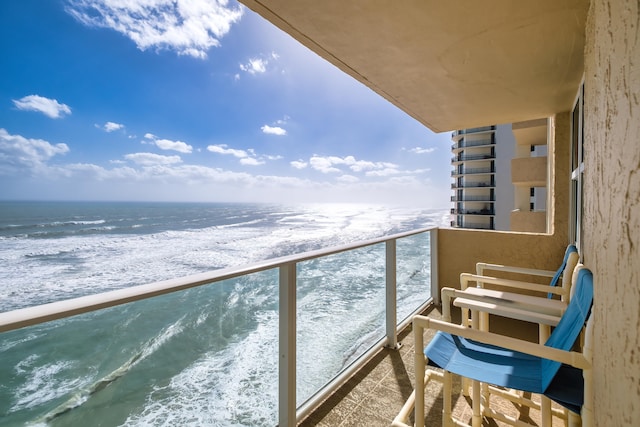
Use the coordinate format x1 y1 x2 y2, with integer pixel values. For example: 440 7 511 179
0 0 453 208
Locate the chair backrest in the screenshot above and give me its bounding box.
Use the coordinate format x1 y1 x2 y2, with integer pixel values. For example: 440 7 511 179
541 265 593 390
548 244 579 299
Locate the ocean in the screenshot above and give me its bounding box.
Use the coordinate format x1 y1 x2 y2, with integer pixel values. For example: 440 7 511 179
0 201 447 426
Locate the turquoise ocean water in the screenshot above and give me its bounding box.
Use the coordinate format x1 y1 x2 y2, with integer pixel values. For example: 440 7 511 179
0 201 446 426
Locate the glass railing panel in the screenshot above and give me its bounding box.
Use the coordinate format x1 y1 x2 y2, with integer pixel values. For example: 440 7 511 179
396 232 431 323
0 270 280 427
295 244 385 406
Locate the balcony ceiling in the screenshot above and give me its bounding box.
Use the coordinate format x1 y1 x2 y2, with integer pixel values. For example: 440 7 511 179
239 0 588 133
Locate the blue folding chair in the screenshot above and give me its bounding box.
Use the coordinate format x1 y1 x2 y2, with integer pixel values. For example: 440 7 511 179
442 244 580 342
394 266 593 427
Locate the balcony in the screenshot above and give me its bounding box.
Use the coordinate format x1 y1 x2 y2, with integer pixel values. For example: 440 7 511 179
0 226 572 426
451 166 495 177
451 126 496 138
451 208 495 216
451 153 495 163
451 181 495 189
511 156 547 187
0 228 437 426
450 137 495 151
451 195 495 202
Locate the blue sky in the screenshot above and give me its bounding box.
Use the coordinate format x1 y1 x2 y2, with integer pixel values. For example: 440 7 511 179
0 0 452 207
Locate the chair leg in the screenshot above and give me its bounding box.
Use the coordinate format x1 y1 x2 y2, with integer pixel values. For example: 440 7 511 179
471 379 482 427
540 396 552 427
443 370 453 427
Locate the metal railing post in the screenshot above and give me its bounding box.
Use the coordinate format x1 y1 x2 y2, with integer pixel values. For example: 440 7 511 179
279 262 297 426
385 239 399 349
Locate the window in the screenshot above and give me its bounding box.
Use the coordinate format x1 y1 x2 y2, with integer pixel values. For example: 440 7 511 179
569 82 585 252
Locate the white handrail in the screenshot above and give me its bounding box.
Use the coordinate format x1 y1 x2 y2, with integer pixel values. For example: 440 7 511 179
0 227 434 333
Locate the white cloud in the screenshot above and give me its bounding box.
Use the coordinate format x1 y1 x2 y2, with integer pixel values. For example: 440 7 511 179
408 147 436 154
290 160 307 169
365 168 400 177
207 144 249 158
66 0 244 59
240 58 267 74
143 133 193 153
240 157 265 166
261 125 287 136
309 156 342 174
102 121 124 132
238 52 280 77
13 95 71 119
309 155 399 175
0 128 69 175
207 144 279 166
155 139 192 154
125 152 182 166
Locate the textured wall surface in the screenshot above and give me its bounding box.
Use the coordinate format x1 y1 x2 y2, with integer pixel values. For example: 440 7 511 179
583 0 640 424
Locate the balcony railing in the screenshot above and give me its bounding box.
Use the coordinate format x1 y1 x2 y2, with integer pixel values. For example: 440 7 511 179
451 153 496 163
451 208 495 215
451 126 496 138
451 166 495 176
451 195 495 202
451 181 495 189
450 137 496 151
0 228 437 427
451 221 494 230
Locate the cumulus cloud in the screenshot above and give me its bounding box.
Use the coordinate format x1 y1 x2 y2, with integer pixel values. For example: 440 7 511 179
290 160 308 169
143 133 192 153
66 0 243 59
240 58 267 74
124 152 182 166
408 147 436 154
239 52 279 76
309 156 342 174
309 155 399 175
207 143 276 166
261 125 287 136
13 95 71 119
100 121 124 132
0 128 69 175
207 144 249 158
240 157 265 166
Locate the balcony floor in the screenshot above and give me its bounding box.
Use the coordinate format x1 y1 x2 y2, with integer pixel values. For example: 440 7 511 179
299 304 567 427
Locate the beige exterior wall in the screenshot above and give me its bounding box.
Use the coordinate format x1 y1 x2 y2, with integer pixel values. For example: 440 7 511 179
511 156 547 186
510 210 547 233
583 0 640 424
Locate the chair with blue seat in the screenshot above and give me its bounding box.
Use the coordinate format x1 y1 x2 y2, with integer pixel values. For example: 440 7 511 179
393 265 593 427
442 244 579 341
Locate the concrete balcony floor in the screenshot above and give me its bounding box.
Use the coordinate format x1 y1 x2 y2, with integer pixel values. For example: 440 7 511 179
299 304 567 427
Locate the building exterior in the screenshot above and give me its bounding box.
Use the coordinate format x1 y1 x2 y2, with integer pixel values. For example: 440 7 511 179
451 120 548 232
238 1 640 424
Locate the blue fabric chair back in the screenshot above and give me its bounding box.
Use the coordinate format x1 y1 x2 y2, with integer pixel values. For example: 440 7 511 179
541 267 593 390
547 244 578 298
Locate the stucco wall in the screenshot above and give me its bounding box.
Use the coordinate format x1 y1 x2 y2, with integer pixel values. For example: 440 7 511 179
510 210 547 233
511 156 547 187
583 0 640 424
